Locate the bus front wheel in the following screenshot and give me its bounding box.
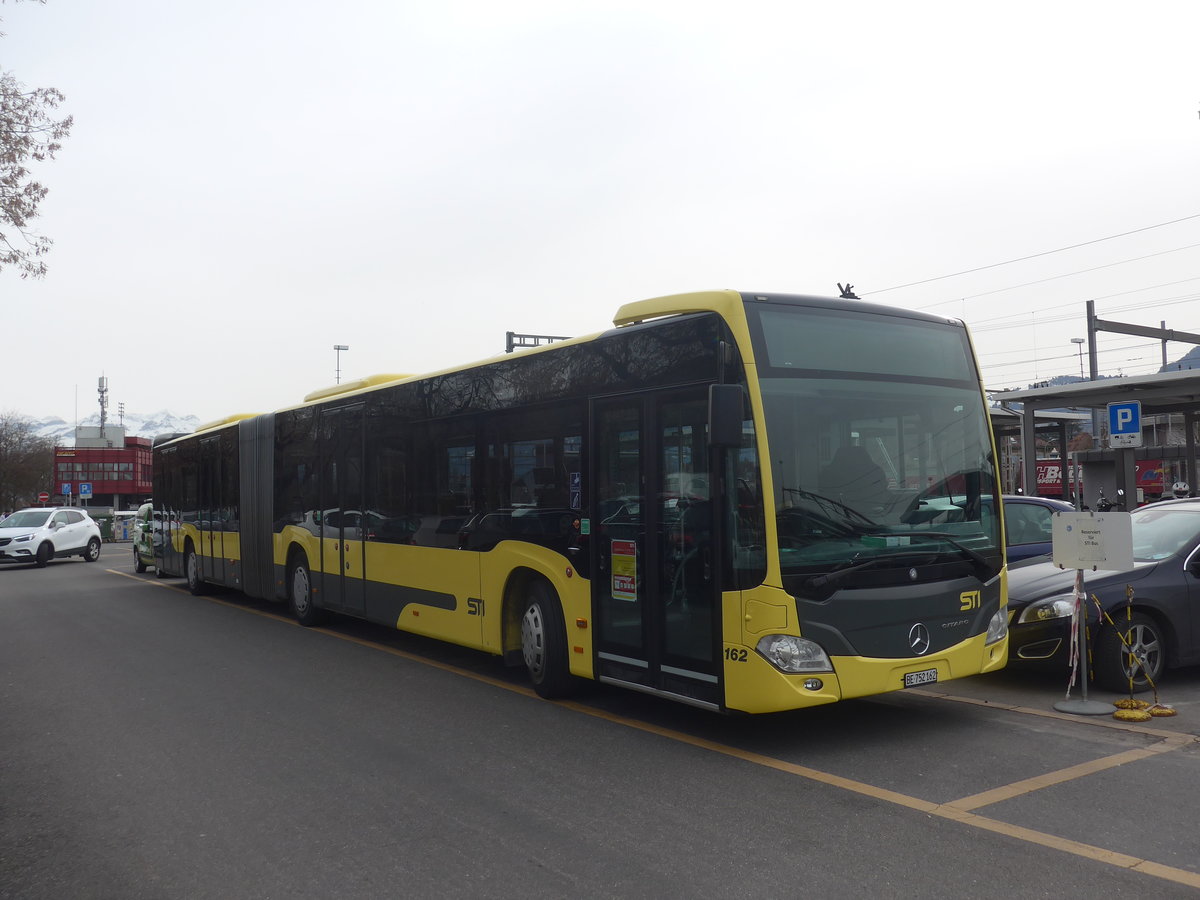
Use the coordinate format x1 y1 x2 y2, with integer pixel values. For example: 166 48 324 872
289 554 324 626
520 581 574 699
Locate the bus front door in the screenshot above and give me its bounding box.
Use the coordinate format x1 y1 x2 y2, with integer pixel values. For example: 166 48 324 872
592 390 721 708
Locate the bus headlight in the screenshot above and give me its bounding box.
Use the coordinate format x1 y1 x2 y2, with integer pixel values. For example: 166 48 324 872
756 634 833 673
1016 595 1074 625
985 608 1008 645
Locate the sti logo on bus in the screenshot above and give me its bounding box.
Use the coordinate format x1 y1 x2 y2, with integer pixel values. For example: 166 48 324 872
960 590 981 611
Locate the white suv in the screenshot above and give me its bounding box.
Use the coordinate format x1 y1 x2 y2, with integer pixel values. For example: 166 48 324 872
0 507 103 567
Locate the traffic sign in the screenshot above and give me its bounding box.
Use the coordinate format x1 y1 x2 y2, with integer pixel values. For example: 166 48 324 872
79 483 93 498
61 483 72 496
37 491 49 503
1107 401 1142 448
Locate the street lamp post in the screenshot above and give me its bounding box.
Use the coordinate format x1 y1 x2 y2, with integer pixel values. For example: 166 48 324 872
1070 337 1086 380
333 344 349 384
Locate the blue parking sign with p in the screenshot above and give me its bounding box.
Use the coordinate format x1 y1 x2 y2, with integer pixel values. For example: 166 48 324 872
1108 401 1142 448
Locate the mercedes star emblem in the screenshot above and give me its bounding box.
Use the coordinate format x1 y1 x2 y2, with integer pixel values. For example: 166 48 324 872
909 623 931 655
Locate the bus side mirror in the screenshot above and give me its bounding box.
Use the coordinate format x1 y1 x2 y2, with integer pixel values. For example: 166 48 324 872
709 384 744 448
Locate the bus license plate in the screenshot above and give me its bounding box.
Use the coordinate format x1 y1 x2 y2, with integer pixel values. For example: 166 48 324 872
904 668 938 687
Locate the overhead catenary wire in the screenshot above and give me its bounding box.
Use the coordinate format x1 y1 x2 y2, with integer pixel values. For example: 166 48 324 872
854 212 1200 388
968 289 1200 330
911 244 1200 310
863 213 1200 296
981 340 1172 372
980 338 1196 385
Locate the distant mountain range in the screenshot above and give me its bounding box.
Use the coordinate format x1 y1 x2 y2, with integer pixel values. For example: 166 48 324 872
31 410 201 445
1161 344 1200 372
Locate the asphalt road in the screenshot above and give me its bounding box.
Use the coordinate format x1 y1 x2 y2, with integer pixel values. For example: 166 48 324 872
3 550 1199 899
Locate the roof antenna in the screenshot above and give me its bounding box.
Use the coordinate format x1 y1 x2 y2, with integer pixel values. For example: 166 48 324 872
837 283 859 300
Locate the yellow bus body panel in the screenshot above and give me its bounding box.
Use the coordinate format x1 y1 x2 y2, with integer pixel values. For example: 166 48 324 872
722 579 1008 715
722 632 1008 715
479 541 594 680
221 530 241 563
275 526 318 595
271 531 591 674
367 542 482 647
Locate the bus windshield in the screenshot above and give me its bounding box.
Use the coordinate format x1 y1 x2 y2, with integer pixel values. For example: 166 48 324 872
751 304 1002 591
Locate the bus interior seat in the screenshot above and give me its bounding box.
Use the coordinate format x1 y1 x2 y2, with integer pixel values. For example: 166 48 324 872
820 445 886 505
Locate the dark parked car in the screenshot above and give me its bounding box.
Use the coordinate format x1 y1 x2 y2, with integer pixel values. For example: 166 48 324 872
1000 494 1076 562
1007 497 1200 691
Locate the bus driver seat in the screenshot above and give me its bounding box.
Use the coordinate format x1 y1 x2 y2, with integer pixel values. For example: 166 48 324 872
820 445 886 510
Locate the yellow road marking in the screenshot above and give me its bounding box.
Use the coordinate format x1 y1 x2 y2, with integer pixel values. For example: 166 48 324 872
106 569 168 585
108 569 540 694
946 735 1192 811
108 568 1200 889
554 701 1200 888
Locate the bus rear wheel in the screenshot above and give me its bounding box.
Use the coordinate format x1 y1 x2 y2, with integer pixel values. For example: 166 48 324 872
520 581 574 699
289 554 324 626
185 546 206 595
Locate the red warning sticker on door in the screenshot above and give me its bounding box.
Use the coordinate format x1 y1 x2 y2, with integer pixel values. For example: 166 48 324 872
611 539 637 601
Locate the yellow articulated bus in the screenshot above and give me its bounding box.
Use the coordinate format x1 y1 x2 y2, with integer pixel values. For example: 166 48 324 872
153 290 1008 713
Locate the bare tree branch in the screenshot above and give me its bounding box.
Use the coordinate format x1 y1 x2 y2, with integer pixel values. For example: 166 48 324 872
0 1 72 278
0 410 55 510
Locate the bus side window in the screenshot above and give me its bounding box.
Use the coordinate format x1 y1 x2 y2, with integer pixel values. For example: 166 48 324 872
412 435 474 548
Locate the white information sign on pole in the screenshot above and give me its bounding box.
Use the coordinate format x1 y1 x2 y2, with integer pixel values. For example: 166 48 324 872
1051 511 1134 571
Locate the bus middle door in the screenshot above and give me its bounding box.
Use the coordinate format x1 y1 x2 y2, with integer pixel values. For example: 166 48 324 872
318 405 367 616
198 435 223 583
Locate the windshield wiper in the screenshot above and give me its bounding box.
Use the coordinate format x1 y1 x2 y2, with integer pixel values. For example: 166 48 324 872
884 531 994 579
802 550 937 596
781 487 878 527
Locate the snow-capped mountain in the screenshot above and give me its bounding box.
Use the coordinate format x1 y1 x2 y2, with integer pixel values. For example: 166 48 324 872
31 410 201 445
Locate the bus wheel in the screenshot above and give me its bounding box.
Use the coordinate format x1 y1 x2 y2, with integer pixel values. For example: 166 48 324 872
520 581 574 699
185 546 206 595
289 554 324 626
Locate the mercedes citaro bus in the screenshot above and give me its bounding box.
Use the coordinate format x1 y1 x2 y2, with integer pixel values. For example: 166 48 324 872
153 290 1008 713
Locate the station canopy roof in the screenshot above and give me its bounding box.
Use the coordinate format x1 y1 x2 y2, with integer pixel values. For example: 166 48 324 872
989 368 1200 416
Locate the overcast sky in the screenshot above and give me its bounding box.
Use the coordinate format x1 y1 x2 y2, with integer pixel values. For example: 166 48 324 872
4 0 1199 425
